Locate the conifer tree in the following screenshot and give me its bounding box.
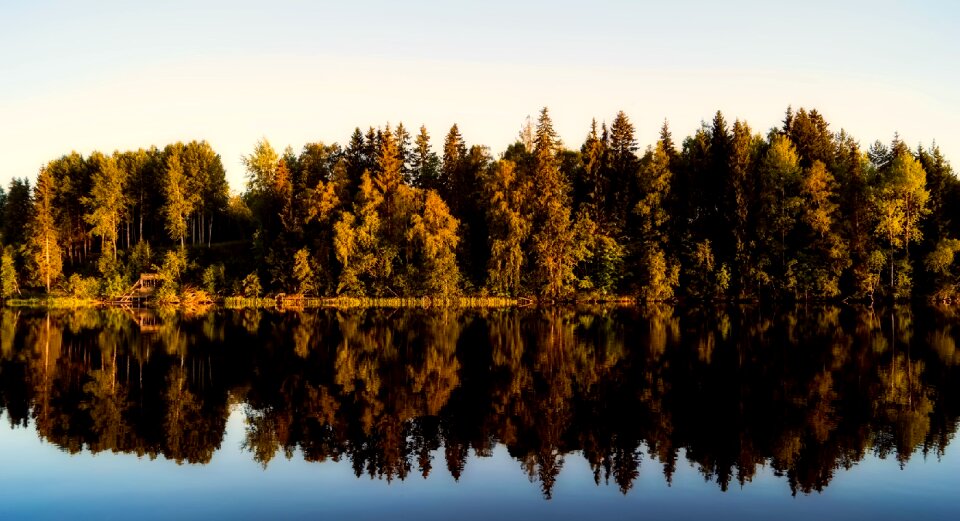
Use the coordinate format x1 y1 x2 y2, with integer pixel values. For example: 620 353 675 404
578 119 607 223
374 125 416 260
344 128 369 190
529 107 578 299
27 167 63 292
787 108 835 168
411 125 441 190
607 111 638 225
395 123 413 184
2 178 31 248
440 124 467 203
635 139 678 300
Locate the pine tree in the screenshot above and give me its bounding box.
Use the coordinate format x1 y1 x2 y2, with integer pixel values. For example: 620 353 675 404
787 108 835 168
2 178 32 248
395 123 413 184
411 125 441 190
635 139 678 300
530 107 578 299
578 119 607 223
441 124 467 203
374 125 416 255
27 167 63 292
345 127 369 190
607 111 638 225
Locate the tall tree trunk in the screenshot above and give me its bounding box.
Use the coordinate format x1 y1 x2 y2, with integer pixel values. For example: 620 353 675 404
44 233 49 293
139 190 144 244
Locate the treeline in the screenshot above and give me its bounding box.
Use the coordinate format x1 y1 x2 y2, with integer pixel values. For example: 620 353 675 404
1 107 959 302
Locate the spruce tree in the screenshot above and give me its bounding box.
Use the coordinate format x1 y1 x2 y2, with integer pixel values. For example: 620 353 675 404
411 125 441 190
530 107 577 299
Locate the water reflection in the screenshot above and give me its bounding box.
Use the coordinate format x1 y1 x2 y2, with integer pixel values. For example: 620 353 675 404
0 305 957 498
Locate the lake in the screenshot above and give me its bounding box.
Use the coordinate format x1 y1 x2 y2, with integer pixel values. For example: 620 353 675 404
0 305 958 520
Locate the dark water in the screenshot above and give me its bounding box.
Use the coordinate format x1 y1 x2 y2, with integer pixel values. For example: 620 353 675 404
0 305 958 520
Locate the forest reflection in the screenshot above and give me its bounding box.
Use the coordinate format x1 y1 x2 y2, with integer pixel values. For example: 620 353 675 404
0 305 958 498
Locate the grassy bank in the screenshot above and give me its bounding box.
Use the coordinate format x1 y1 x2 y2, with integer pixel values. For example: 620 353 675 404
2 297 100 308
223 295 523 309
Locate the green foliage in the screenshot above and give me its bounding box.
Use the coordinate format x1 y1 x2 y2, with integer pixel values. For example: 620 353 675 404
334 173 382 295
2 178 31 247
99 274 128 300
873 150 931 296
756 134 803 297
529 108 578 299
7 107 958 303
483 160 529 296
26 166 63 292
795 161 849 298
126 241 153 279
685 240 728 300
291 249 316 296
639 246 679 301
163 148 192 247
1 246 19 298
925 238 960 300
84 152 126 262
202 263 227 296
241 272 262 298
65 274 99 299
154 249 189 297
407 191 461 296
573 215 624 295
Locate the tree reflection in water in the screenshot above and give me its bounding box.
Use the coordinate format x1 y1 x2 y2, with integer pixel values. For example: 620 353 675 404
0 304 958 498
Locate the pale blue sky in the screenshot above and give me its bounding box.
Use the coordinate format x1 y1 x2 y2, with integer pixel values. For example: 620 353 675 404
1 0 958 191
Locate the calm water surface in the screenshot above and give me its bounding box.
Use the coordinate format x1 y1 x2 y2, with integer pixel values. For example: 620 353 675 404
0 305 958 520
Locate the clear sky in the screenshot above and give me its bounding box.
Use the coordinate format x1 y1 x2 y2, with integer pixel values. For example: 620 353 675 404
1 0 958 192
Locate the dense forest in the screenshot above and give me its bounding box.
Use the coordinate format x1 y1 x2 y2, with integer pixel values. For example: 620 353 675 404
1 107 958 302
